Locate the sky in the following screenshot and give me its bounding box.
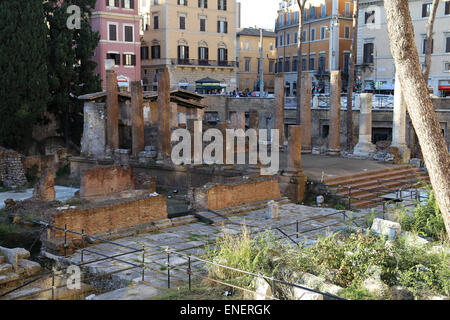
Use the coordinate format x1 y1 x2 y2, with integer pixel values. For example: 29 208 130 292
239 0 280 30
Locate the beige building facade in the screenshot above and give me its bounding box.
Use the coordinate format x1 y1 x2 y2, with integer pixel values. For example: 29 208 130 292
236 28 277 93
275 0 355 96
140 0 238 93
357 0 450 96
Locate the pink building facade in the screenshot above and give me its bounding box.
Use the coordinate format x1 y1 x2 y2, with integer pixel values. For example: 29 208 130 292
91 0 141 90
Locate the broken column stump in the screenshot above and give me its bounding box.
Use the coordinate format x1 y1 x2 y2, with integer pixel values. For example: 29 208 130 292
279 125 307 204
33 168 56 201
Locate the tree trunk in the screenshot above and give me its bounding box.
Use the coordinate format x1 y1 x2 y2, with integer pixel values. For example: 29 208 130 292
346 0 359 151
384 0 450 239
296 0 306 125
423 0 439 83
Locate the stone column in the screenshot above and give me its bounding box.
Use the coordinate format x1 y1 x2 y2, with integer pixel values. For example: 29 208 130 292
354 93 376 156
301 73 312 153
275 74 285 146
280 125 307 203
131 81 144 158
171 102 178 128
105 69 119 156
328 70 341 156
157 68 171 161
286 125 303 172
391 72 411 163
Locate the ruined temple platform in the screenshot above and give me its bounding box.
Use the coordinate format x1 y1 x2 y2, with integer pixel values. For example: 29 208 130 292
299 154 406 183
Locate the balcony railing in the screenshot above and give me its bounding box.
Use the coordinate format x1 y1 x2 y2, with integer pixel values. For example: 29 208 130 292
171 59 237 67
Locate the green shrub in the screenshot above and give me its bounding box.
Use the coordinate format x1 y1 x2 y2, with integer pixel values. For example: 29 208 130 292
396 185 446 241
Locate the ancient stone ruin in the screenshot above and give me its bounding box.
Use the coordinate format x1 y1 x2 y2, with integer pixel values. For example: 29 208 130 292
0 147 27 188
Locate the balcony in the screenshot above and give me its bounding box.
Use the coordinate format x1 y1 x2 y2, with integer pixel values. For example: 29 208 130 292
171 59 237 68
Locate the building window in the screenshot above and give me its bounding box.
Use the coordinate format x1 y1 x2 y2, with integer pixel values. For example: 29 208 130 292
200 18 206 31
218 0 227 11
294 32 298 44
124 25 133 42
345 2 351 17
284 57 290 72
123 53 136 66
309 55 315 70
363 42 374 64
122 0 135 9
198 47 209 64
302 57 307 71
153 15 159 29
446 36 450 52
245 58 251 72
141 46 149 60
287 32 291 45
279 35 283 46
280 13 284 26
292 57 298 72
422 3 432 17
344 26 350 39
107 53 120 65
107 0 119 8
269 42 274 51
198 0 207 9
218 48 228 64
318 55 326 73
179 16 186 30
287 13 291 25
269 60 274 73
151 45 160 59
423 38 434 54
365 10 375 24
178 0 188 6
277 58 282 73
108 24 117 41
178 45 189 63
321 4 326 17
310 28 316 41
309 6 316 19
217 20 228 33
320 26 326 40
446 1 450 15
444 62 450 72
294 12 298 23
302 30 307 42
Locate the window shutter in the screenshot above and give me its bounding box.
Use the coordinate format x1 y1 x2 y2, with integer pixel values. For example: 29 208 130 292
422 4 426 17
225 21 228 33
106 0 109 6
446 2 450 15
218 48 220 61
115 0 119 7
217 21 220 33
446 37 450 53
224 0 227 11
177 46 181 59
132 55 136 66
205 0 208 8
177 0 180 5
225 49 228 62
206 48 209 60
198 47 201 60
121 0 125 8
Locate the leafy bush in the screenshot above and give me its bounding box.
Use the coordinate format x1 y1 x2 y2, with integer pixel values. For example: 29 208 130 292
395 185 446 241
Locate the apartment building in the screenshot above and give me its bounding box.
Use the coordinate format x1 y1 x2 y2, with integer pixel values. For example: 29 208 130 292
91 0 142 90
357 0 450 97
274 0 355 96
236 28 277 93
140 0 238 93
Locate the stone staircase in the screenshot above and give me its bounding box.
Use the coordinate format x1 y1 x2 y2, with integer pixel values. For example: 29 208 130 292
323 165 429 209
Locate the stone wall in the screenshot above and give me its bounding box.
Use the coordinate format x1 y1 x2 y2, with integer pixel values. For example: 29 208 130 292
189 178 281 211
80 165 135 199
47 195 168 240
0 147 27 187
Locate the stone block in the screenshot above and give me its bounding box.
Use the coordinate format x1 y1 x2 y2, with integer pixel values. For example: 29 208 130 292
266 200 279 219
292 287 324 300
252 277 273 300
33 168 55 201
371 218 401 239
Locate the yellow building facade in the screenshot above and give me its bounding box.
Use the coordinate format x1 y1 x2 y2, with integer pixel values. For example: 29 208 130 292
236 28 277 93
141 0 238 93
275 0 355 95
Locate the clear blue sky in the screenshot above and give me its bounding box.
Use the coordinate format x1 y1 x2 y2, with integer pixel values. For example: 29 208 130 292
239 0 279 30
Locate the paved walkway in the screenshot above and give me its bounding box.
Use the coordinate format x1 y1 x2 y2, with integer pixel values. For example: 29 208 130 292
64 200 375 299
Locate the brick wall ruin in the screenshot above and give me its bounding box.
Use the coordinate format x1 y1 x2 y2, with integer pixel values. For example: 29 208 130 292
189 178 282 211
0 147 27 187
48 195 168 240
80 165 135 199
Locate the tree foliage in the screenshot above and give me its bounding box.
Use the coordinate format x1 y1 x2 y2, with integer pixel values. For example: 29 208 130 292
0 0 49 149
